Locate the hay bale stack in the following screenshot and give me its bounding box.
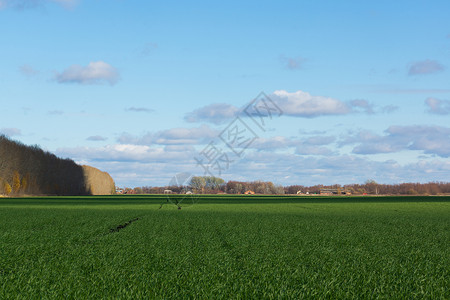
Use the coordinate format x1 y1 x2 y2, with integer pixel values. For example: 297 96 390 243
82 165 115 195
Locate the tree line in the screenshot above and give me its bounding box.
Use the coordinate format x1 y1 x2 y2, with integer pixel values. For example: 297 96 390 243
284 180 450 195
123 177 450 195
0 135 89 196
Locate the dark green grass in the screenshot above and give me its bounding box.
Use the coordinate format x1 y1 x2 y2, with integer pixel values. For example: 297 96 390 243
0 196 449 298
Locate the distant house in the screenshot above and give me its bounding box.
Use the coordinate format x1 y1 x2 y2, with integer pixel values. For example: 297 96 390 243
244 190 255 195
320 188 334 195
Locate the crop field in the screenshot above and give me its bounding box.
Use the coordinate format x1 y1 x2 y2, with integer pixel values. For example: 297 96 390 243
0 195 449 298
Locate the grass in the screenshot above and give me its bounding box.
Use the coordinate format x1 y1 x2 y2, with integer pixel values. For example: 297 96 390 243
0 195 449 298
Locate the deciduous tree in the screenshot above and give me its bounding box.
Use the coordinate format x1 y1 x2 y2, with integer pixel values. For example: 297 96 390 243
12 171 21 193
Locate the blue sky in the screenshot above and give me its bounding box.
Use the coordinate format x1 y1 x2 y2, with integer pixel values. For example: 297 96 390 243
1 0 449 187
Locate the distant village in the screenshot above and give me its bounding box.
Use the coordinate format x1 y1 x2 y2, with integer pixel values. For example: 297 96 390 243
115 178 450 196
116 187 352 195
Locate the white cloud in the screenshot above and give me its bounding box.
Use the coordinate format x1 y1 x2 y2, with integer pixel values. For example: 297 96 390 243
425 97 450 115
295 145 334 156
163 145 195 152
185 103 240 124
125 107 155 113
303 136 335 146
350 99 374 114
408 59 445 75
86 135 107 141
155 125 218 145
250 136 294 150
380 105 399 113
246 135 336 156
117 125 218 146
270 90 351 117
55 61 119 85
0 127 21 137
294 136 336 156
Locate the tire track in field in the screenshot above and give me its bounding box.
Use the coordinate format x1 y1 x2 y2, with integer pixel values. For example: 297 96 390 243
109 217 140 233
81 215 145 245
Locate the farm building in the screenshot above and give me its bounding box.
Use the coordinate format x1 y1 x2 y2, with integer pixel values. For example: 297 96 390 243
319 188 350 195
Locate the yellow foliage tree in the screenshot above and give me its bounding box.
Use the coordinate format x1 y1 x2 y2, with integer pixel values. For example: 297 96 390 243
4 182 12 195
12 171 21 193
21 176 28 193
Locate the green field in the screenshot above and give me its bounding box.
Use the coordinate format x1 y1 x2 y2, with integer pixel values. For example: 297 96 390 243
0 195 449 298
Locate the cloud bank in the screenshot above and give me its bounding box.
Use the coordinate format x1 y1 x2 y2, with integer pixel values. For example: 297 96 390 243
184 90 398 124
118 125 218 146
58 144 450 187
341 125 450 157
